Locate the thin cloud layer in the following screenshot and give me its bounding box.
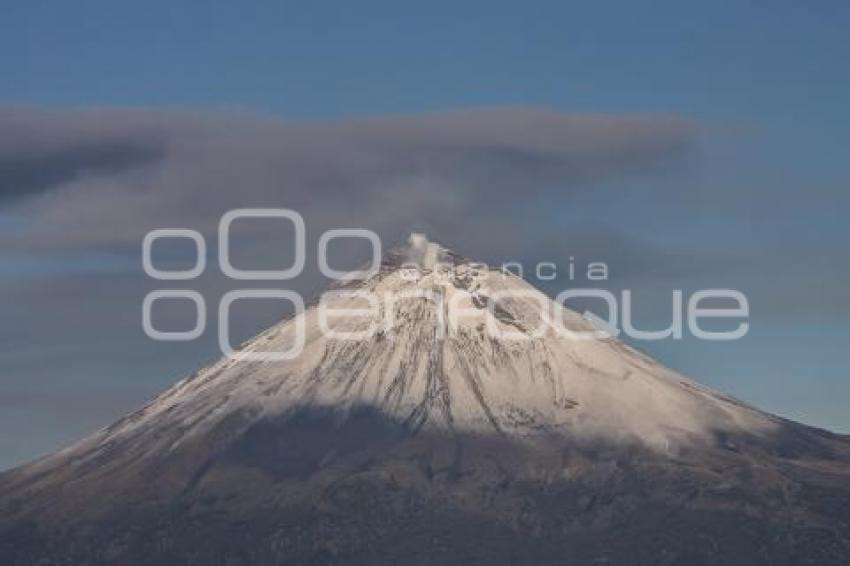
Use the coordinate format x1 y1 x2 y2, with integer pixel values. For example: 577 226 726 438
0 106 695 253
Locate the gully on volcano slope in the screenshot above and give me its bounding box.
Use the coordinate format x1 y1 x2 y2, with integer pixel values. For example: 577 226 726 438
1 235 849 566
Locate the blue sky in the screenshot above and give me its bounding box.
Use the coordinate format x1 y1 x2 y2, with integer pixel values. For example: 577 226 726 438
0 1 848 469
3 2 847 119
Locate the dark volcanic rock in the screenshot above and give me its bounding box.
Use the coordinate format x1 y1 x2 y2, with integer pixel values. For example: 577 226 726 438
2 411 850 565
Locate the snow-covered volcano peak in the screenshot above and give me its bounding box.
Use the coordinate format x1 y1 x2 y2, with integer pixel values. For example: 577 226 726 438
57 235 778 463
4 248 849 566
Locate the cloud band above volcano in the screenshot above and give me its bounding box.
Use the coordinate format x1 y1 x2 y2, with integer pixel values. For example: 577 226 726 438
0 106 695 254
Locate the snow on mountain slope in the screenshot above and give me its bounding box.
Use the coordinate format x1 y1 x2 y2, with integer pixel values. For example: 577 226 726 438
26 234 777 483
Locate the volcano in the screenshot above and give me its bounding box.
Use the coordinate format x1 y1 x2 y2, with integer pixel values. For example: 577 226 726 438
1 235 849 565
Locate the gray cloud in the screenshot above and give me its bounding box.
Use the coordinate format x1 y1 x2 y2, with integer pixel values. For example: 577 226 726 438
0 141 164 204
0 106 695 254
0 107 173 204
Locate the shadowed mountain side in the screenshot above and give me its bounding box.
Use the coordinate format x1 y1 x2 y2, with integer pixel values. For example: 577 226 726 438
2 406 850 565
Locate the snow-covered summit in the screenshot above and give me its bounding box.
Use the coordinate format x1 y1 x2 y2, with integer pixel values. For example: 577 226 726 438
56 233 776 463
